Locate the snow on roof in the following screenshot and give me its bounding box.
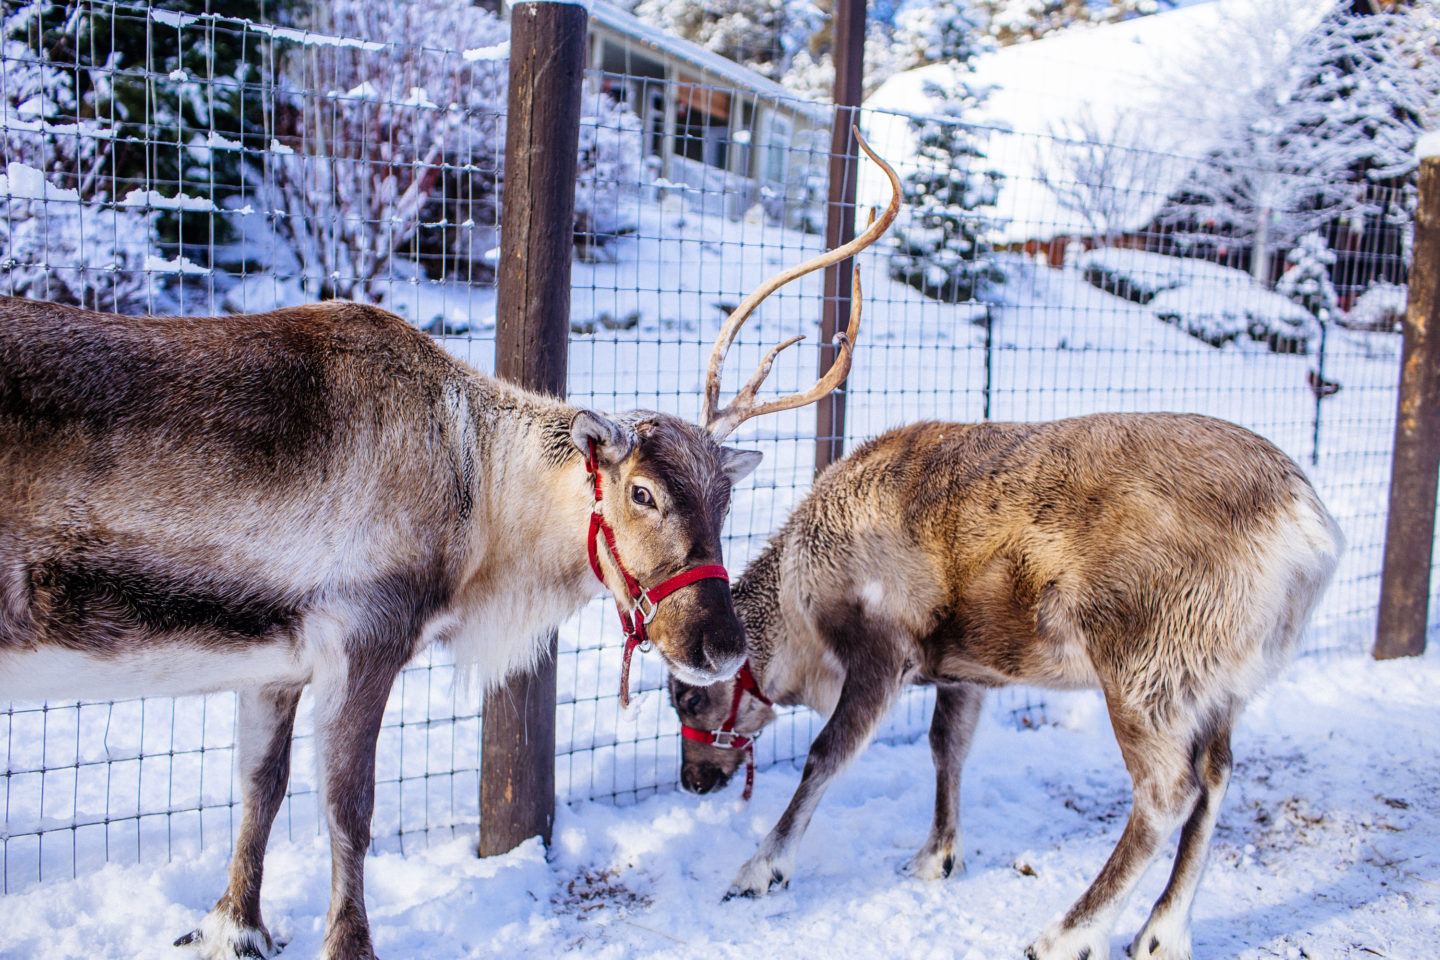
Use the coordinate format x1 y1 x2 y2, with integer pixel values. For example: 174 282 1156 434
861 0 1329 243
589 2 826 122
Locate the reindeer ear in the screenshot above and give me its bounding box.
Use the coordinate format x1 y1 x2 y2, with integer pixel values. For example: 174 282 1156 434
721 447 763 485
570 410 635 466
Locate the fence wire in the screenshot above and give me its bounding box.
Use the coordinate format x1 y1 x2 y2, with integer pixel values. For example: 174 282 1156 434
0 0 1420 891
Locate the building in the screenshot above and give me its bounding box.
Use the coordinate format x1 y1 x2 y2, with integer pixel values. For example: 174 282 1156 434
587 1 829 222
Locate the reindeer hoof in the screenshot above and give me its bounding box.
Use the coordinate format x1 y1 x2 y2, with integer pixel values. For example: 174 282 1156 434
1025 922 1109 960
724 854 791 900
901 845 960 880
1127 914 1192 960
175 914 282 959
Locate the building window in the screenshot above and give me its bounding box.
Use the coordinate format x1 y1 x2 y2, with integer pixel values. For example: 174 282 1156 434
598 40 666 158
764 113 792 185
675 82 730 169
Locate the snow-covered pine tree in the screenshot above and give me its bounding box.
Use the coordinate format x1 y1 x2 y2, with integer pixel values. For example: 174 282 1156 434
1277 231 1339 326
887 4 1003 304
975 0 1177 45
1 1 155 312
1162 3 1440 283
632 0 812 83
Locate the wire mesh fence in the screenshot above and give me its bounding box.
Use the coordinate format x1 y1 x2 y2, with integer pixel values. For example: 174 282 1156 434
0 0 1421 891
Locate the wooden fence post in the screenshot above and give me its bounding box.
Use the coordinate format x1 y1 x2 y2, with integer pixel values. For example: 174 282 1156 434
479 0 588 856
814 0 866 474
1374 152 1440 660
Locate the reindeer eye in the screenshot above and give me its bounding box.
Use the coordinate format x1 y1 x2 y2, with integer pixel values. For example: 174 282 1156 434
631 484 656 508
682 690 705 714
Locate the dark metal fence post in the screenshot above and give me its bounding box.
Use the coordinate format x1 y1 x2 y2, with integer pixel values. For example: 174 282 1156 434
479 0 588 855
814 0 866 474
982 304 994 421
1375 153 1440 660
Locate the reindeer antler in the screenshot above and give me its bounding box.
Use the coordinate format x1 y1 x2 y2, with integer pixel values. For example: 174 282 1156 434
702 126 902 441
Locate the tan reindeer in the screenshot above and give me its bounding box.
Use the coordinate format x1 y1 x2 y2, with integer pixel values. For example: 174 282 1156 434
0 136 902 960
669 416 1342 960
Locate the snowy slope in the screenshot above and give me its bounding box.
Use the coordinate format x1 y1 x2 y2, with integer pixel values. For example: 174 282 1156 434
860 0 1331 241
2 646 1435 959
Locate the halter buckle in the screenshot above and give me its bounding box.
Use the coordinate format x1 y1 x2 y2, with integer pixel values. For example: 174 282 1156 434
635 591 659 625
710 729 745 749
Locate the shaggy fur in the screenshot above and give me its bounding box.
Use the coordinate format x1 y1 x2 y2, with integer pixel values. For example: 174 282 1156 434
0 296 757 959
670 415 1342 960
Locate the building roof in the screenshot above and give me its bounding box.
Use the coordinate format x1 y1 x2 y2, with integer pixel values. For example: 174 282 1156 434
861 0 1332 243
590 1 828 122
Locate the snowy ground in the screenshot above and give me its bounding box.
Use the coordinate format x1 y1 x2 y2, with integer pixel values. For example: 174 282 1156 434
2 645 1435 960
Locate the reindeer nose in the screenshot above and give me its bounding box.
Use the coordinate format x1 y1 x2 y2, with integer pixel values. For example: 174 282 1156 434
704 639 745 679
682 763 728 794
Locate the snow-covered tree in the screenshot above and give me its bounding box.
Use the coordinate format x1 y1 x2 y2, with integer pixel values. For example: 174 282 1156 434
1276 231 1339 325
894 0 992 66
632 0 816 83
1 1 154 311
259 0 508 301
574 80 647 260
1037 106 1177 245
976 0 1178 45
887 8 1004 303
1162 2 1440 282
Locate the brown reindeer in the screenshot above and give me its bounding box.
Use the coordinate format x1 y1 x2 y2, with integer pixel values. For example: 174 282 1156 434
0 136 902 960
669 416 1342 960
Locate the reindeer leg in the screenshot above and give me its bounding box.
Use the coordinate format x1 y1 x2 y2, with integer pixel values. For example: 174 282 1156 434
725 636 902 899
1026 707 1202 960
313 655 402 960
903 681 984 880
1128 717 1235 960
176 685 301 960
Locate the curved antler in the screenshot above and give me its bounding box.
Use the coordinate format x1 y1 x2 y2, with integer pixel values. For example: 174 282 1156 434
702 126 902 441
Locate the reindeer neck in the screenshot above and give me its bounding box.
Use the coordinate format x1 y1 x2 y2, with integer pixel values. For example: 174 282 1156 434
731 538 794 705
453 376 597 614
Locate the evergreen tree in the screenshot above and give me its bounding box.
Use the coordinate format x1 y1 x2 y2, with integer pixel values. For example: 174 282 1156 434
887 4 1003 304
1277 231 1340 325
1162 3 1440 282
632 0 813 82
975 0 1178 45
3 1 305 260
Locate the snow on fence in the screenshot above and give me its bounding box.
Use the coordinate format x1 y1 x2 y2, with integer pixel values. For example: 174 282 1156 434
0 0 1421 891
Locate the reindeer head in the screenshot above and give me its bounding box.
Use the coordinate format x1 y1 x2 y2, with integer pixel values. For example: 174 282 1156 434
670 670 778 793
575 131 899 693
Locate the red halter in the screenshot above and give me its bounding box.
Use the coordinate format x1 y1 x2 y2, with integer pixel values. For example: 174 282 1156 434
679 661 772 800
584 442 729 708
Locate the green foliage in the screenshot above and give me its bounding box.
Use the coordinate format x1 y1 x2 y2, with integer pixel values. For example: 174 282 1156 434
6 1 304 258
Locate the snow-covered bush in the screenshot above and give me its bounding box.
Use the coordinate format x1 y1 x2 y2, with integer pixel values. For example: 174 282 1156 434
574 81 646 261
2 5 156 311
1149 281 1314 352
1080 248 1315 351
1276 232 1339 325
1343 281 1406 333
1077 247 1186 304
259 0 507 301
887 8 1004 305
0 163 154 312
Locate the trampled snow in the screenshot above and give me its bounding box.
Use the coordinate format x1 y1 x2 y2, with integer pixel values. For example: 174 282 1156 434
1 647 1434 959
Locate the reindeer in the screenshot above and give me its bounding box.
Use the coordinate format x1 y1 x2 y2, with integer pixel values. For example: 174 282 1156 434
0 136 902 960
669 415 1342 960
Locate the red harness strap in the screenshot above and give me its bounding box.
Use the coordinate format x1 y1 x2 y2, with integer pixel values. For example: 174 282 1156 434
679 661 772 800
584 443 729 708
